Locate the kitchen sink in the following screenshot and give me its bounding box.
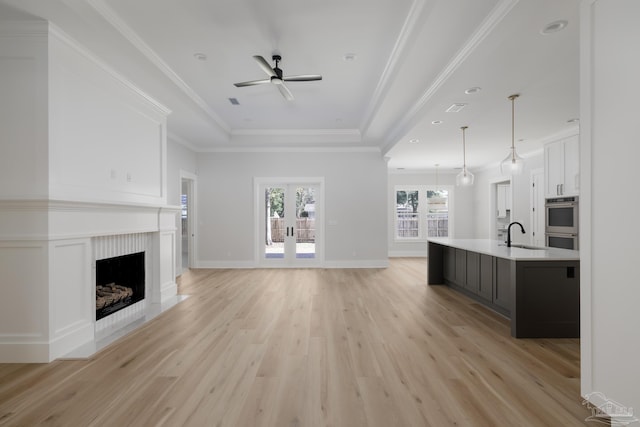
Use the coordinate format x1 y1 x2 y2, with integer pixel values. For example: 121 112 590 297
499 243 547 250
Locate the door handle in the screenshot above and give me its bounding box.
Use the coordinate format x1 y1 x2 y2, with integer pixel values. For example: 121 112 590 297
286 227 289 237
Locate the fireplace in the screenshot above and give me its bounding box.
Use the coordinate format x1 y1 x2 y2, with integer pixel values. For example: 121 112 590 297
95 252 145 321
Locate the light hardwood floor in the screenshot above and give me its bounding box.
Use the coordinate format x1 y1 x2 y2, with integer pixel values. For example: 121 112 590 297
0 258 591 426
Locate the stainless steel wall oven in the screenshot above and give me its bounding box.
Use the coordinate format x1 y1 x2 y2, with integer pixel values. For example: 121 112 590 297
545 196 578 249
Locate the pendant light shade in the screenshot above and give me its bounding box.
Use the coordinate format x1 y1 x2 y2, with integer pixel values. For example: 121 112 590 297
456 126 474 186
500 94 524 175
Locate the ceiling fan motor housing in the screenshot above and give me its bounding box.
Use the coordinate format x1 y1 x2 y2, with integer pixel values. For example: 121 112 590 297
272 55 283 80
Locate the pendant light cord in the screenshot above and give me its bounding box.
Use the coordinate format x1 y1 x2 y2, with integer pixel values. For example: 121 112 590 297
509 94 519 161
461 126 468 173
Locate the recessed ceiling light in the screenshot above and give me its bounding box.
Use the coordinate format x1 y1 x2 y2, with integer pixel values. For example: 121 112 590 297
567 118 580 123
228 98 240 105
464 87 482 94
343 53 357 61
432 120 443 125
408 138 419 144
193 52 207 61
446 103 467 113
541 20 568 35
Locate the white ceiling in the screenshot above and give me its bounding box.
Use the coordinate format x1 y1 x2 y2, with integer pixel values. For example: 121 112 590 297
0 0 579 171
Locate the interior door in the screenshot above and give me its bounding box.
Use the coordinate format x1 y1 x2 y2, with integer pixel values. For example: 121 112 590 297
259 182 320 267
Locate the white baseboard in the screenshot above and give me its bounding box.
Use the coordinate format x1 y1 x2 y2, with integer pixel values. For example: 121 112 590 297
194 259 390 269
388 250 427 258
0 342 51 363
195 260 255 269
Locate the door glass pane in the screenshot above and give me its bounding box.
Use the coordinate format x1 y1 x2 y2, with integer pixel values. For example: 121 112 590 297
295 186 316 259
396 190 419 238
264 187 285 259
427 190 449 237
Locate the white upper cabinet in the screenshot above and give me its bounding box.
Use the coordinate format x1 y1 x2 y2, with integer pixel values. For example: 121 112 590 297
544 135 579 198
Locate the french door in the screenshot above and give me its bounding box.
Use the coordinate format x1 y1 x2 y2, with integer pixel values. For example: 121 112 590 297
256 179 323 267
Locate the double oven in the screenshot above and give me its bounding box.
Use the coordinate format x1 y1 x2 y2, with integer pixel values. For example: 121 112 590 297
545 196 578 250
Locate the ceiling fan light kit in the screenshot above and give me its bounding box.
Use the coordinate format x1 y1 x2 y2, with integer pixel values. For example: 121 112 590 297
500 93 525 176
233 54 322 101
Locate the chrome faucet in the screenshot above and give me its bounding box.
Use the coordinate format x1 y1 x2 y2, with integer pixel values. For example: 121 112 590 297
506 221 525 247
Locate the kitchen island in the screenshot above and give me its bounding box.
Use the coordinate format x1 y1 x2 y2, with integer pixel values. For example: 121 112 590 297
427 238 580 338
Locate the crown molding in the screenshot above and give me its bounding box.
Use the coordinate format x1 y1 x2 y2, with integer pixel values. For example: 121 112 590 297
0 20 48 37
231 128 361 137
167 132 200 152
198 146 381 154
86 0 230 135
359 0 433 135
381 0 520 155
49 24 171 116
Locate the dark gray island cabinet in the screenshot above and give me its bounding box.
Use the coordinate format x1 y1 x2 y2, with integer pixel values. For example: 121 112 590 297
428 238 580 338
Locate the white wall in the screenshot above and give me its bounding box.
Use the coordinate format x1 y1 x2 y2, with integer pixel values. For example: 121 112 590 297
0 21 49 199
387 170 474 257
471 152 543 244
48 27 169 205
580 0 640 416
195 150 388 267
167 140 197 206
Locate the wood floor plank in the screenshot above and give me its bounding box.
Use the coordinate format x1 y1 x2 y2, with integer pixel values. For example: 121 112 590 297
0 259 591 426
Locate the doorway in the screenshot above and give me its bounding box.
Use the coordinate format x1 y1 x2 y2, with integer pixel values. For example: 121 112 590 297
256 178 324 267
181 172 197 272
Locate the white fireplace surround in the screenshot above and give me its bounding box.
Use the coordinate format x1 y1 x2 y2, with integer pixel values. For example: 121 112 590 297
0 200 179 363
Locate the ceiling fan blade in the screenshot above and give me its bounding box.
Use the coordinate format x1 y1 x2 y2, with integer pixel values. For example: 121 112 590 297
253 55 276 77
283 74 323 82
234 78 271 87
277 83 294 101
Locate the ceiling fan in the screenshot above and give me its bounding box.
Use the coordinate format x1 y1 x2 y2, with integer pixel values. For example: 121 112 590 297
233 55 322 101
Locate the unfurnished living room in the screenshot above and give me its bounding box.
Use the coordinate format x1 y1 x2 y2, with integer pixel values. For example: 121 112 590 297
1 0 639 426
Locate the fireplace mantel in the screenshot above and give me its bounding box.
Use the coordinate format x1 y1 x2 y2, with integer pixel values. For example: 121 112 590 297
0 199 180 362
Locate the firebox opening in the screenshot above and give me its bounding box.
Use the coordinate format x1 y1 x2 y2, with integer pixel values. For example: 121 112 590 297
96 251 145 321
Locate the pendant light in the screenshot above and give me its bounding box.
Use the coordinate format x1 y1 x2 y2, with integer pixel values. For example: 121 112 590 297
500 94 524 175
456 126 474 186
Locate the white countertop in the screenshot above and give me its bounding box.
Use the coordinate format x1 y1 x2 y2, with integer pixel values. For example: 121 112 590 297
427 238 580 261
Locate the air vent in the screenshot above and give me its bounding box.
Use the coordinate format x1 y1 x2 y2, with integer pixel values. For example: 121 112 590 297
228 98 240 105
446 103 467 113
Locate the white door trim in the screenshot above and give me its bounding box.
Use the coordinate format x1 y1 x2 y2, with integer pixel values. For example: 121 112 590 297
180 170 197 270
254 177 325 268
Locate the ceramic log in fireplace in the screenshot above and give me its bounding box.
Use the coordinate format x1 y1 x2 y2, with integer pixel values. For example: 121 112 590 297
96 252 145 320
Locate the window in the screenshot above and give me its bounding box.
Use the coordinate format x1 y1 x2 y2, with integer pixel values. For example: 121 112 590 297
396 189 420 238
426 190 449 237
395 186 451 240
